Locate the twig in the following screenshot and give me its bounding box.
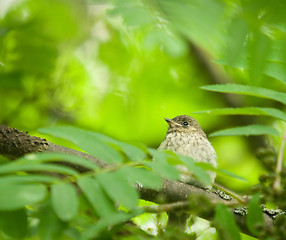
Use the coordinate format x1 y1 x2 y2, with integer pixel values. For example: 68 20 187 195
213 183 248 205
142 201 190 213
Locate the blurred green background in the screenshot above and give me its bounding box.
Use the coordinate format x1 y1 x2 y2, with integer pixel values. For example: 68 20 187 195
1 0 286 193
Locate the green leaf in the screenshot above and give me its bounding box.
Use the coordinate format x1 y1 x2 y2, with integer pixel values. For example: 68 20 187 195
159 0 225 54
195 162 217 171
150 150 211 185
264 61 286 85
194 107 286 121
0 174 57 184
225 17 249 66
176 155 211 186
268 40 286 64
38 201 66 240
246 194 264 236
249 31 271 84
63 227 82 240
148 148 180 180
118 166 162 190
143 28 188 57
19 152 98 170
210 124 279 137
164 150 184 165
201 84 286 105
0 182 47 210
117 142 146 162
216 58 286 85
0 162 78 176
77 176 116 218
91 132 146 162
51 182 78 221
97 171 139 210
83 211 142 239
150 159 180 181
217 169 247 182
193 163 247 182
214 203 241 240
0 209 28 239
109 4 154 28
39 126 123 163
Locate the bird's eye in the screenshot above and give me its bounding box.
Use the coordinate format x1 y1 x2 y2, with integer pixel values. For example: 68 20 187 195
182 121 189 126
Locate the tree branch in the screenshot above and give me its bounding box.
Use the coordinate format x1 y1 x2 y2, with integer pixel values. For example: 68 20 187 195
0 125 276 236
0 125 107 169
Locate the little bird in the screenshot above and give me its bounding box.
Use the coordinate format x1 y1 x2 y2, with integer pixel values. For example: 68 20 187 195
158 115 217 225
158 115 217 185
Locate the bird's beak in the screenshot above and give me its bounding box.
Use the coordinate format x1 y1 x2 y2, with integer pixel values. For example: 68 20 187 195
164 118 172 123
164 118 180 127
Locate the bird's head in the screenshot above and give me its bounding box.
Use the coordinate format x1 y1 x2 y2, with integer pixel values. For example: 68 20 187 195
164 115 206 136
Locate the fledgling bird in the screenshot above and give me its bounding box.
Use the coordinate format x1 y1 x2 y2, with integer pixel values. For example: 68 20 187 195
158 115 217 186
158 115 217 226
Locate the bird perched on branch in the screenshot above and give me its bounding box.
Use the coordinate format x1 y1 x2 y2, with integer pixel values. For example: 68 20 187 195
158 115 217 226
